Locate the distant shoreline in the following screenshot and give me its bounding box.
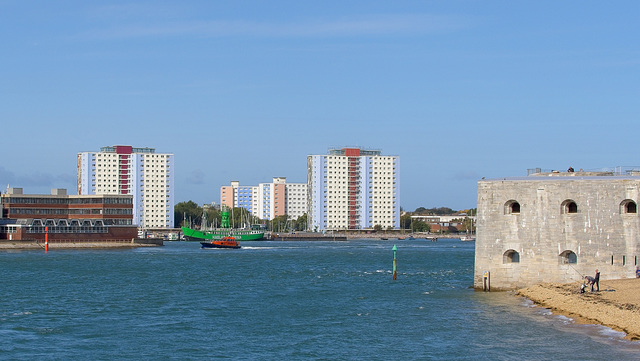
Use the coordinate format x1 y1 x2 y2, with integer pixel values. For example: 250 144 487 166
517 278 640 341
268 232 462 240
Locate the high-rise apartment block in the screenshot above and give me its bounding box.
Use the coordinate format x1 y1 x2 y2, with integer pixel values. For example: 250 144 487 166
307 147 399 231
77 145 175 228
220 177 307 221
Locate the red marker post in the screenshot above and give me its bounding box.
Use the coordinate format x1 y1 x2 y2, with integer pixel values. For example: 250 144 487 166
45 226 49 252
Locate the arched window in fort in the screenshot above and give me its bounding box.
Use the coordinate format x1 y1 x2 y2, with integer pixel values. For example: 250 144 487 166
620 199 637 214
504 200 521 215
561 200 578 214
503 249 520 263
559 250 577 264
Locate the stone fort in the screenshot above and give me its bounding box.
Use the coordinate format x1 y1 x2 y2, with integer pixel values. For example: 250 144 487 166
474 168 640 290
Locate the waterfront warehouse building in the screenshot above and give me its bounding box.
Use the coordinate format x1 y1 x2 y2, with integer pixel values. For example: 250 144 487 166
77 145 175 228
0 187 138 242
220 177 307 221
307 147 400 232
475 168 640 290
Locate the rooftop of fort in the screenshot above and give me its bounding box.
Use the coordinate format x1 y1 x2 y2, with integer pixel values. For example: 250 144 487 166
481 166 640 181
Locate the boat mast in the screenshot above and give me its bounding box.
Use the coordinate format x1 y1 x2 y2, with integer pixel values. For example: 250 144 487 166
201 208 208 230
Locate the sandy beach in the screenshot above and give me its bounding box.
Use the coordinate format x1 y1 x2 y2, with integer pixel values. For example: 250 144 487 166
517 278 640 340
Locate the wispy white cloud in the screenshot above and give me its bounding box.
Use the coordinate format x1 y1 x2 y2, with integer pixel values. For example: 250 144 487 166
78 13 472 40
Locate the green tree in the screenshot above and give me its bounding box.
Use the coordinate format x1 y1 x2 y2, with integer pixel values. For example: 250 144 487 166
413 207 455 215
204 208 221 227
412 220 430 232
294 213 308 231
430 207 455 215
174 201 203 228
270 215 290 232
373 224 383 231
400 213 412 230
461 216 476 233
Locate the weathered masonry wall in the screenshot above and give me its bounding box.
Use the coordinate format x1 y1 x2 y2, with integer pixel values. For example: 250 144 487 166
474 175 640 290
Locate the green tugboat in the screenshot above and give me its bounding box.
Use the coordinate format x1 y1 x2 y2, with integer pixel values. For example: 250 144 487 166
182 205 265 241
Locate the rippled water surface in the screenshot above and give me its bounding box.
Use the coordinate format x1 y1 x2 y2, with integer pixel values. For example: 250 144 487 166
1 239 638 360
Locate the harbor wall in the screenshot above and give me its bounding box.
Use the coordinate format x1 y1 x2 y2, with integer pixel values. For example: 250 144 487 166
1 225 139 242
0 238 163 250
474 175 640 290
268 232 347 241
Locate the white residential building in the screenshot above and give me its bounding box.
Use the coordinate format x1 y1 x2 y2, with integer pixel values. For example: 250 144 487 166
285 182 308 221
77 145 175 228
307 147 400 232
220 177 307 221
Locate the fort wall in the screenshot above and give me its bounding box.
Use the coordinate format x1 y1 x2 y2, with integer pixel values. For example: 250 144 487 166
474 174 640 290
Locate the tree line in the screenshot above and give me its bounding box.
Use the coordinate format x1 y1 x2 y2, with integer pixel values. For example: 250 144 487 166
175 201 475 233
174 201 307 232
400 207 477 233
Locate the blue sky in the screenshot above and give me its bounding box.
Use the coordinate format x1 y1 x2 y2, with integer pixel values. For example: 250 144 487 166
1 1 638 211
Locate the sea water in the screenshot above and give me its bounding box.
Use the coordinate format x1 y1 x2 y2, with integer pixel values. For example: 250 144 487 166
0 239 638 360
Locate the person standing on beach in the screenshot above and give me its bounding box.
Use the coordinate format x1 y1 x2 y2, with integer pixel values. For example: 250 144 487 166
594 269 600 292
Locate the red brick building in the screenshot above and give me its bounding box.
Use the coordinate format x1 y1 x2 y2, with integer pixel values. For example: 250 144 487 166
0 188 138 242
